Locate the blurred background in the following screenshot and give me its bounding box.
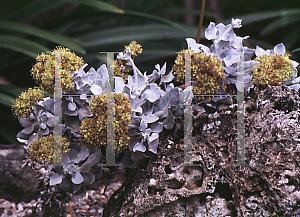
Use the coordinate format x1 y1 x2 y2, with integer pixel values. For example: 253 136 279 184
0 0 299 144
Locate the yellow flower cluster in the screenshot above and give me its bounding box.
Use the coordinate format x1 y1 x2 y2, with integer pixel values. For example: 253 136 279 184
113 59 130 81
252 54 294 88
80 93 131 153
173 50 225 96
125 41 143 57
29 134 69 164
31 47 84 94
114 41 143 81
12 87 44 119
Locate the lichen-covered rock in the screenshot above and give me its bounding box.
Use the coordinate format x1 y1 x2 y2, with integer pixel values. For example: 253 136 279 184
232 85 300 216
103 85 300 217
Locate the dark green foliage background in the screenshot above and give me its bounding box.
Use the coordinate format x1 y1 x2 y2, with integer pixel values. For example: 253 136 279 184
0 0 299 144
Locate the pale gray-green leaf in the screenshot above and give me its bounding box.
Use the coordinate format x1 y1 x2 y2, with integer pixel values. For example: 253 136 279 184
133 141 146 152
148 139 159 154
142 114 159 124
50 174 63 186
71 172 84 184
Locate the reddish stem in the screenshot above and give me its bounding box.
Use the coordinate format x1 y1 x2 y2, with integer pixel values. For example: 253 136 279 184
196 0 206 43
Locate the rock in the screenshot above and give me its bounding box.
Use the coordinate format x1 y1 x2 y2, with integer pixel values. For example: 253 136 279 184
0 144 39 203
103 85 300 217
17 203 23 211
0 200 11 209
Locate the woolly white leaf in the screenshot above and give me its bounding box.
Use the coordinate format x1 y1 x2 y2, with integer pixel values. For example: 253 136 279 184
215 23 232 43
80 162 92 173
43 98 54 114
273 43 286 56
127 75 134 91
148 139 159 154
205 22 217 40
224 51 239 67
139 119 147 132
74 185 86 197
65 116 80 132
68 149 78 162
186 38 210 54
135 73 147 92
72 183 81 193
133 141 146 152
148 71 160 83
292 76 300 84
231 18 242 28
160 71 174 84
291 60 299 69
141 100 153 115
117 48 131 61
77 147 89 162
77 105 93 121
163 110 175 130
223 66 237 76
129 137 142 151
154 64 160 71
231 36 247 49
21 124 35 134
50 174 63 186
151 122 163 133
39 123 47 130
19 118 34 128
142 114 159 123
288 84 300 92
82 173 95 185
148 132 159 143
115 77 125 93
166 83 174 92
244 60 259 69
132 105 142 113
90 85 102 95
97 64 109 82
226 77 237 84
61 154 70 165
87 148 101 165
16 137 28 145
130 97 145 113
64 164 76 174
37 127 49 137
158 62 167 75
71 172 84 184
142 89 160 103
145 128 151 135
68 102 76 111
255 46 266 57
